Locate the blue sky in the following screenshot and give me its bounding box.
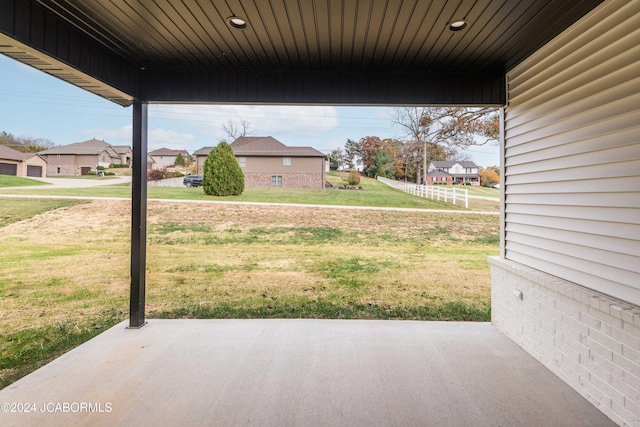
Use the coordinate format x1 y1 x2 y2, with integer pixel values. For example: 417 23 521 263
0 55 499 167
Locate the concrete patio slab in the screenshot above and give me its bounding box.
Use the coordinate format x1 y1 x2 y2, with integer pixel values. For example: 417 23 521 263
0 320 614 426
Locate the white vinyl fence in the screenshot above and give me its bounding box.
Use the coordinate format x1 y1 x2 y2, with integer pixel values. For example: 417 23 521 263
377 176 468 208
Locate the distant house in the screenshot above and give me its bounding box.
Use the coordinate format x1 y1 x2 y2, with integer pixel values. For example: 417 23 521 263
427 161 480 185
0 145 48 177
425 169 453 185
194 136 326 189
40 139 122 176
112 145 133 167
148 148 190 169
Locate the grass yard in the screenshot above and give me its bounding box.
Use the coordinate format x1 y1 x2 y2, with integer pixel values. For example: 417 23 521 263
0 172 499 211
0 197 499 389
0 198 89 227
0 175 48 188
439 184 501 198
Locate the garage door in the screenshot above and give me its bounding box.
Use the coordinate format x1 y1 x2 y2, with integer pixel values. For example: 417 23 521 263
0 162 17 176
27 165 43 177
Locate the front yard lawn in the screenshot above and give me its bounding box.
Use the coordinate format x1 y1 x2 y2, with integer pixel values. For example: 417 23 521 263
0 198 499 389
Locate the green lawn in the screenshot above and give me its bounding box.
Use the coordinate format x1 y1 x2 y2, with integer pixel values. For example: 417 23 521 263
0 198 89 227
0 198 499 389
439 184 500 198
0 173 497 210
0 175 48 187
0 172 498 390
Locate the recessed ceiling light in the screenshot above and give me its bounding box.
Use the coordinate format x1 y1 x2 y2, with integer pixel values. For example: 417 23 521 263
449 19 467 31
228 16 247 29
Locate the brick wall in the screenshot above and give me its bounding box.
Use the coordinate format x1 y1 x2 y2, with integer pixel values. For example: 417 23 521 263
490 257 640 426
244 172 323 189
49 165 80 176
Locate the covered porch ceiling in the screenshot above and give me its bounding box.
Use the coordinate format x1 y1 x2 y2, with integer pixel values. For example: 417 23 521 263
1 0 604 106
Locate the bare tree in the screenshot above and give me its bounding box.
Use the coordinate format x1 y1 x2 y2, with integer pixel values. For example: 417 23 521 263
223 119 254 140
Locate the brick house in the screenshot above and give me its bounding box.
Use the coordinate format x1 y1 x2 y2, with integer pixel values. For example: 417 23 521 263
0 144 48 177
40 139 122 175
425 169 453 185
112 145 133 167
427 161 480 185
194 136 326 189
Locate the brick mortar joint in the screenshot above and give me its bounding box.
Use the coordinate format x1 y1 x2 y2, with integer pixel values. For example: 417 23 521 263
489 257 639 323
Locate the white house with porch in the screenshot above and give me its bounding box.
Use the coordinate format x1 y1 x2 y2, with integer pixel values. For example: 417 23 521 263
428 161 480 185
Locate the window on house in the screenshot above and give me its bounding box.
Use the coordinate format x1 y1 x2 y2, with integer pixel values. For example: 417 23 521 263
57 167 61 174
271 176 283 187
57 154 60 159
283 157 291 166
101 156 105 163
238 157 246 167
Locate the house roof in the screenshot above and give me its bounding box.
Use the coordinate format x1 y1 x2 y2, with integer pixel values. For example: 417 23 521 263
148 148 190 156
431 161 479 168
112 145 132 154
426 170 452 177
231 137 324 157
193 147 215 156
0 144 45 162
194 138 325 158
40 139 120 157
231 136 287 150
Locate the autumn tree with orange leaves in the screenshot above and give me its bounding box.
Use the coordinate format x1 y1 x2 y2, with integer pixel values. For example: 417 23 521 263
342 107 498 181
354 136 404 177
393 107 499 183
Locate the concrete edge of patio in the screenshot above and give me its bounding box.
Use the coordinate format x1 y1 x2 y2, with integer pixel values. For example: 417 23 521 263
0 320 615 427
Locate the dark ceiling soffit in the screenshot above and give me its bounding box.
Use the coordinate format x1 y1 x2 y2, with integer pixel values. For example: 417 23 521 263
142 70 505 106
1 0 505 106
502 0 605 72
2 0 603 107
0 0 139 106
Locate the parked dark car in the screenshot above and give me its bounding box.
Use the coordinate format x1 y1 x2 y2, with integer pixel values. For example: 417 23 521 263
183 175 203 187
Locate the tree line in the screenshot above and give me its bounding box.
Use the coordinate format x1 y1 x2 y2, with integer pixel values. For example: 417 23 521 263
328 107 499 184
0 131 57 152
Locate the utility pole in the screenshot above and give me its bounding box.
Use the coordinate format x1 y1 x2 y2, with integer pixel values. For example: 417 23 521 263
423 140 427 184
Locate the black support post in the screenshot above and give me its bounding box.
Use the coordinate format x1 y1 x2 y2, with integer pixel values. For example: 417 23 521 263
129 100 148 328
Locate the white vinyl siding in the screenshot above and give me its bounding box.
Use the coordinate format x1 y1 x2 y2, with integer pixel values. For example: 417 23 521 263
503 0 640 305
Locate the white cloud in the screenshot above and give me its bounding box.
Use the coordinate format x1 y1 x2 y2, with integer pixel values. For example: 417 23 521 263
77 105 397 155
149 104 339 143
79 124 195 151
147 128 195 151
78 125 132 145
